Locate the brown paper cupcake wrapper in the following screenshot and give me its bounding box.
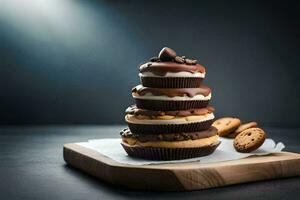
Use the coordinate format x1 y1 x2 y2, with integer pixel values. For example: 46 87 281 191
121 141 220 161
127 119 214 134
140 77 203 88
135 99 209 111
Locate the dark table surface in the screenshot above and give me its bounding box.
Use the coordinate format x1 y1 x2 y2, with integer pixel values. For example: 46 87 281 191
0 125 300 200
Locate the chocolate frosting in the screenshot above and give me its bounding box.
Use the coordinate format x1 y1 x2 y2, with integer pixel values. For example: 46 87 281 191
132 85 211 97
126 105 214 117
139 62 206 76
120 127 218 142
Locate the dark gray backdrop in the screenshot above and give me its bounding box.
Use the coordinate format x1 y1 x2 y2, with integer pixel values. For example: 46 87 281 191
0 0 299 125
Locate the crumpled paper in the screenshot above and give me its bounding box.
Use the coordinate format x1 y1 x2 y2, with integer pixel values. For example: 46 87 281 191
77 137 285 165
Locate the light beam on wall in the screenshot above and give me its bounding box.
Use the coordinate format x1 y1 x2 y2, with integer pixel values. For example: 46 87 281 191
0 0 106 50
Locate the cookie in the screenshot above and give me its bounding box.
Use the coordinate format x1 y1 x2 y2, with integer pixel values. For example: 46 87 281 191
234 128 266 153
212 117 241 136
226 122 258 138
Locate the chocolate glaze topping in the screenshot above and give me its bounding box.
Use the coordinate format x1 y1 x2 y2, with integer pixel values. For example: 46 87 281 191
120 127 218 142
132 85 211 97
139 62 206 76
126 105 214 117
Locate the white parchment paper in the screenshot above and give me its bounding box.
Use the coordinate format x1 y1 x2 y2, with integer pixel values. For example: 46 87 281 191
77 138 285 165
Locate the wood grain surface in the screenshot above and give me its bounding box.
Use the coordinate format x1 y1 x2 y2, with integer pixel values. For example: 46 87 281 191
63 143 300 191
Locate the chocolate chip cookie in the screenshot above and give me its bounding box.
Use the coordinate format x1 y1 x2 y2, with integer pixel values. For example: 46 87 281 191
234 128 266 153
227 122 258 138
212 117 241 136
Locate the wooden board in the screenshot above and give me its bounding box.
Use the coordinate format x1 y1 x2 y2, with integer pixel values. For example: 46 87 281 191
63 143 300 191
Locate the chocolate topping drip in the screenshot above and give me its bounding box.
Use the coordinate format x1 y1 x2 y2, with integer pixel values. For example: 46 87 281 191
126 105 214 117
139 62 206 76
132 85 211 97
120 127 218 142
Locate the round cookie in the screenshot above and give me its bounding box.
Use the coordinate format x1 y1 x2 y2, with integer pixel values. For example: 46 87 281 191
234 128 266 153
226 122 258 138
212 117 241 136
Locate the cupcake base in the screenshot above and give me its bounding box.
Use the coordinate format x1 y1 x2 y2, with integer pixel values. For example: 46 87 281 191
140 76 203 88
127 119 214 134
135 99 209 111
121 141 220 160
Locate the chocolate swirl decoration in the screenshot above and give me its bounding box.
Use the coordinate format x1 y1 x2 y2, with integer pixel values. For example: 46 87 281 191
132 85 211 97
126 105 214 117
139 62 206 76
120 127 218 142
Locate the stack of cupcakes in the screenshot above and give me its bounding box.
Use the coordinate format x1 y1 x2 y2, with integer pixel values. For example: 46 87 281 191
120 47 220 160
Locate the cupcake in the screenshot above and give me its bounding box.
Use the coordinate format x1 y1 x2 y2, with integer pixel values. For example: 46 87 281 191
120 47 219 160
120 127 220 161
132 85 211 111
139 47 206 88
125 105 215 134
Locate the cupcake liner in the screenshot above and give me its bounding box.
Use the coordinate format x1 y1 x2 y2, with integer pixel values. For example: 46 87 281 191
140 77 203 88
127 119 214 134
135 99 209 111
121 141 220 161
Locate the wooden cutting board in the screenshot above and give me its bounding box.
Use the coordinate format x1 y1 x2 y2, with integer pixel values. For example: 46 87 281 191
63 143 300 191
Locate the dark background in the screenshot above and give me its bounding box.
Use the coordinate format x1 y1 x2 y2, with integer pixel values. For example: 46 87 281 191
0 0 299 126
0 2 300 199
